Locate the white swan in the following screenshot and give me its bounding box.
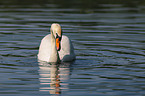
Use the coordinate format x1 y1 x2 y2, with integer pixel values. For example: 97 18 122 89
38 23 76 63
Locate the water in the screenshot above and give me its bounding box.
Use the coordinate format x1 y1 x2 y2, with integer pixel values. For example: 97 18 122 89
0 0 145 96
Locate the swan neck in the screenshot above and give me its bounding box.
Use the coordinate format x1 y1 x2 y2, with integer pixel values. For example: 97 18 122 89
49 32 60 63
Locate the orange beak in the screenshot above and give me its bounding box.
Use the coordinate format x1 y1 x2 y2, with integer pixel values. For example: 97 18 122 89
56 38 60 51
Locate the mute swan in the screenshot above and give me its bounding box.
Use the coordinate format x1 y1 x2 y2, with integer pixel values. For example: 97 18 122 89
38 23 76 63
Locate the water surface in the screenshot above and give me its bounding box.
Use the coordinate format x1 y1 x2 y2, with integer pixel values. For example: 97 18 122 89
0 0 145 96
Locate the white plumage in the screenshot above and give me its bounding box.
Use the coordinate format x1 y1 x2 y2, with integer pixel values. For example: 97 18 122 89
38 23 75 62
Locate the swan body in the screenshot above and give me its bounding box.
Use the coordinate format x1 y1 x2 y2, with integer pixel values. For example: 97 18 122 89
38 23 75 63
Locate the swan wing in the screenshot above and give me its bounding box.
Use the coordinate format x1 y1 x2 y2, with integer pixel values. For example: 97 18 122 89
59 35 76 61
38 34 51 62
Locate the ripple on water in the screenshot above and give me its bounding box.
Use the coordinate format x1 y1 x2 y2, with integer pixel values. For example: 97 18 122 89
0 2 145 96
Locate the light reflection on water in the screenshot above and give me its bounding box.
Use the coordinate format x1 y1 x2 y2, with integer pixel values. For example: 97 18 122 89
38 62 71 94
0 0 145 96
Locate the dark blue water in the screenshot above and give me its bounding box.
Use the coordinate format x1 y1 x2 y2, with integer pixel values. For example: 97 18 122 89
0 0 145 96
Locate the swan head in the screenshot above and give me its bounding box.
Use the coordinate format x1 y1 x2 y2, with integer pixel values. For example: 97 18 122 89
50 23 62 51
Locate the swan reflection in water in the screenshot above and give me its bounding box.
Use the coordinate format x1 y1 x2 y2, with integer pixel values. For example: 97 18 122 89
38 61 72 94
